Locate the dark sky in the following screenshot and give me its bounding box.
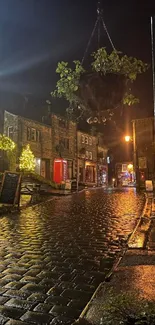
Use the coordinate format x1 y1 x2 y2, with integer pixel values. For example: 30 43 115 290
0 0 155 123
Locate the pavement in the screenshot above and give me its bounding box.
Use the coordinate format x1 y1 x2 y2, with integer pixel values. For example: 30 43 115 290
78 193 155 325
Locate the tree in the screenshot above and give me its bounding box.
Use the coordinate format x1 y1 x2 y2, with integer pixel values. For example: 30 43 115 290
19 144 35 172
51 48 148 124
0 134 15 151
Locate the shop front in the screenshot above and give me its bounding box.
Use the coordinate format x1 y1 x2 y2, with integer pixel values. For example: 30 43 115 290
85 161 97 184
115 162 135 187
97 165 108 186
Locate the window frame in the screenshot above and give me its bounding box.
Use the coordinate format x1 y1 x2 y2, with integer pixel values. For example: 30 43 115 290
89 152 93 160
36 130 41 142
8 126 14 140
85 136 88 144
89 137 92 145
85 150 89 159
31 128 36 141
81 135 85 144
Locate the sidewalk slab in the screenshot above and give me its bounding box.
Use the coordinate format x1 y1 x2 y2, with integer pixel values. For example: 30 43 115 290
82 250 155 325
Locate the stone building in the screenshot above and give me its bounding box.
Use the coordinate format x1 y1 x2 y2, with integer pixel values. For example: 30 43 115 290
2 110 108 186
51 114 77 181
132 117 154 187
77 131 97 185
3 111 52 179
77 131 108 186
97 134 108 186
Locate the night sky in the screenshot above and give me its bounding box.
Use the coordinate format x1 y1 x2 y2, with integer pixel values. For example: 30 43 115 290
0 0 155 127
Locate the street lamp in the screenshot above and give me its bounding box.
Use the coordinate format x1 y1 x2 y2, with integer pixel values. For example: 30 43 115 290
124 135 131 142
124 134 139 187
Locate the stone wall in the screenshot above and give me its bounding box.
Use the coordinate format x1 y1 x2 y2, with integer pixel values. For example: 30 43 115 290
77 131 97 162
3 111 53 178
51 114 77 178
18 116 52 159
133 117 155 183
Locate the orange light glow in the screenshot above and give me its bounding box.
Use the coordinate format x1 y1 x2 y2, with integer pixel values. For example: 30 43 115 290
125 135 131 142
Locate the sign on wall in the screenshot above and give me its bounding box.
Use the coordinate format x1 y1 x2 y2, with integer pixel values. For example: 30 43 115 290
0 172 21 206
138 157 147 169
122 164 127 172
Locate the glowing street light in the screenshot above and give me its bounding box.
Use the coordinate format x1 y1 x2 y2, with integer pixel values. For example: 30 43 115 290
127 163 133 171
125 135 131 142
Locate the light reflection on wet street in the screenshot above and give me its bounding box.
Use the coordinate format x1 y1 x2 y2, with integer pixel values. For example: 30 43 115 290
0 188 144 324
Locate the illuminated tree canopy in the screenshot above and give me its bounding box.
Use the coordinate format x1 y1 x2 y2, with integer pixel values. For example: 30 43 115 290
51 48 148 124
0 134 16 151
19 144 35 172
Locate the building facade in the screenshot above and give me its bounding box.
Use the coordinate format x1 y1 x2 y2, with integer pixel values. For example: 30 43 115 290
3 111 52 179
132 117 154 187
1 110 108 187
77 131 97 185
97 134 108 186
77 131 108 186
115 162 135 186
51 114 77 181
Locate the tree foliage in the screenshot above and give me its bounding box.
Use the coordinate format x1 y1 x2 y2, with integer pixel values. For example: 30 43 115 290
0 134 16 151
51 48 148 124
19 144 35 172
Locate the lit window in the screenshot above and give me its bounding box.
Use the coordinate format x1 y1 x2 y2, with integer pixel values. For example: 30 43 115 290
81 135 85 143
85 136 88 144
85 150 89 159
89 152 93 160
8 126 13 140
89 137 92 145
31 128 36 141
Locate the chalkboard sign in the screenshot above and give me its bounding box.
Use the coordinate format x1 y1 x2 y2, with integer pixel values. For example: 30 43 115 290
0 171 21 206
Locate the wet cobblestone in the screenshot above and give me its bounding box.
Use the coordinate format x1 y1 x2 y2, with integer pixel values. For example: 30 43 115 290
0 188 144 323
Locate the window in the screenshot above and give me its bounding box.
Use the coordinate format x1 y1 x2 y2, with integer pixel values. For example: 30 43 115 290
27 127 31 141
81 135 85 144
36 130 40 142
85 150 89 159
59 138 69 150
8 126 13 140
65 139 69 150
31 128 36 141
27 127 41 142
85 136 88 144
89 137 92 145
89 152 93 160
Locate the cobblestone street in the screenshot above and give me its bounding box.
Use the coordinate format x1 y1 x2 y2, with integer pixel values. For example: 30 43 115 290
0 188 144 325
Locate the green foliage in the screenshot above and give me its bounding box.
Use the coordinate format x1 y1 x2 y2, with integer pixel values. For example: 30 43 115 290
7 148 17 171
51 48 148 122
0 134 16 151
22 171 59 189
92 48 148 81
51 60 85 104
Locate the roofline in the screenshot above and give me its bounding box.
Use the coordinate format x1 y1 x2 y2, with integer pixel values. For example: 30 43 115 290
51 113 76 124
4 110 52 128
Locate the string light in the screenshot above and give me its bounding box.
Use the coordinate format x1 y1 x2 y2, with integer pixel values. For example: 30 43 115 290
19 144 35 172
0 134 16 151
